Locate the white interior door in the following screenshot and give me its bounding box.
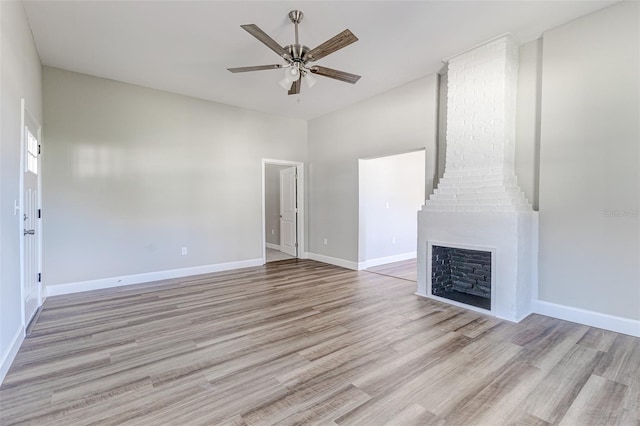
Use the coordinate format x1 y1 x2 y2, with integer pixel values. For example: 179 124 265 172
279 167 297 257
22 105 41 326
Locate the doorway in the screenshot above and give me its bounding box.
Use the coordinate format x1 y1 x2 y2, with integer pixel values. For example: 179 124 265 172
262 159 305 264
20 99 42 327
358 149 425 279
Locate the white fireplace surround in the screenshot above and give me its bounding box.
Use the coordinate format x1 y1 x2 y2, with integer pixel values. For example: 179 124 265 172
417 35 539 322
419 213 538 322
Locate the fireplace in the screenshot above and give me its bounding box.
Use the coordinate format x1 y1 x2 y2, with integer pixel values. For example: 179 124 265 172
417 35 538 322
430 244 493 311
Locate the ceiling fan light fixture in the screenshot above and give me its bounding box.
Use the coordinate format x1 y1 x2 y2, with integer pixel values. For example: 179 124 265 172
303 71 317 89
279 65 300 89
279 77 292 90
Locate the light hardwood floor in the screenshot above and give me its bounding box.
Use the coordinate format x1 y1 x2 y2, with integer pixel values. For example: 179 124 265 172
1 259 638 425
266 247 295 263
366 259 418 282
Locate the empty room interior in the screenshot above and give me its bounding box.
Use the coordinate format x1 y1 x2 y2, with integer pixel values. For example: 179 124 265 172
1 1 639 424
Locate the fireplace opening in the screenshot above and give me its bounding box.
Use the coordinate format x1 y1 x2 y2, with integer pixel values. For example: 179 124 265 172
431 245 491 310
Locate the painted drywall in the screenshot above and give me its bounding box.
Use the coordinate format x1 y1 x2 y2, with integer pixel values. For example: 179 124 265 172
0 0 43 374
359 150 425 262
515 38 542 210
42 67 306 287
264 164 289 246
538 1 639 321
308 74 439 263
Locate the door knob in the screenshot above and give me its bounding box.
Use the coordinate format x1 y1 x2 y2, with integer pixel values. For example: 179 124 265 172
24 229 35 235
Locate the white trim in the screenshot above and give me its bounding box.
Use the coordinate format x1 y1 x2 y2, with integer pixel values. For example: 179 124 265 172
19 98 43 328
358 252 417 270
306 252 359 270
266 243 280 250
261 159 305 266
45 258 263 297
19 99 26 326
533 300 640 338
1 326 25 385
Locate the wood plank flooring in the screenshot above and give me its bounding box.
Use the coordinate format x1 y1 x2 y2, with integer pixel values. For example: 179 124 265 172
266 248 295 263
366 259 417 282
1 259 638 425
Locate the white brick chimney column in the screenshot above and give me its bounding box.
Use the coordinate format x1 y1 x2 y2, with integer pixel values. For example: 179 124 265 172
417 35 538 322
425 36 531 213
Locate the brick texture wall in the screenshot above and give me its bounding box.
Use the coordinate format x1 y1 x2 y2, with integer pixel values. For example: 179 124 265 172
424 36 532 213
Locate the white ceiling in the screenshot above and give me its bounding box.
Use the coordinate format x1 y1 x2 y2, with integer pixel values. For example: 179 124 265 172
23 0 616 120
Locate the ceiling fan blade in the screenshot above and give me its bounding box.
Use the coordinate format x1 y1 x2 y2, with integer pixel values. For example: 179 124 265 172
288 78 301 95
241 24 292 61
310 66 361 84
227 64 283 73
304 29 358 62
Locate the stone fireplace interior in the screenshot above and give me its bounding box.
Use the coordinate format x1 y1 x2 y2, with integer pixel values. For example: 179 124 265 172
431 245 492 311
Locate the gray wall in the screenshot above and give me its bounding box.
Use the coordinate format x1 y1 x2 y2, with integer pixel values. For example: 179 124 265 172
538 1 639 320
42 67 307 287
0 1 43 366
264 164 289 246
308 74 439 263
516 39 542 210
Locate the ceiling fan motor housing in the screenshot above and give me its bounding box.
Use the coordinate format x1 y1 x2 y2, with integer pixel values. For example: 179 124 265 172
286 44 310 64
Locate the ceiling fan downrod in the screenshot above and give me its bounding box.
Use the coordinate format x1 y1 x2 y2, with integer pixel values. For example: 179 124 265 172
289 10 303 45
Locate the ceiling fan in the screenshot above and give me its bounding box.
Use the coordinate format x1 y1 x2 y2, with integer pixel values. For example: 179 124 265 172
227 10 361 95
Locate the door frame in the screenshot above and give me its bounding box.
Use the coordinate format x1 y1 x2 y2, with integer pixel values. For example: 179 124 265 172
357 148 425 267
261 159 305 264
19 98 43 327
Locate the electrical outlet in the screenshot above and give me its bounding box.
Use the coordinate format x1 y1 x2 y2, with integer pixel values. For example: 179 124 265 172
386 202 390 209
323 238 328 245
181 247 188 256
271 229 275 235
392 237 396 244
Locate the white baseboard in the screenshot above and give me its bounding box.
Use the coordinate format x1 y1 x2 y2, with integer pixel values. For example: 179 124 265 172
45 258 264 298
306 252 358 270
533 300 640 337
1 326 25 385
266 243 280 250
358 252 417 270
